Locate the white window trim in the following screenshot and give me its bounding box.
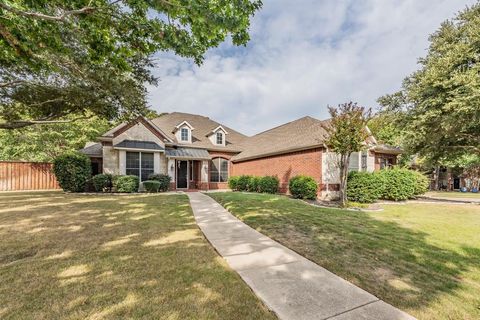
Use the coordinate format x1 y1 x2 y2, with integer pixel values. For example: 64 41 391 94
210 157 228 182
180 128 189 142
216 132 223 145
126 151 154 181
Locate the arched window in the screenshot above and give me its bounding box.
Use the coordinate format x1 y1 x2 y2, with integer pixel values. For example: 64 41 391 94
210 158 228 182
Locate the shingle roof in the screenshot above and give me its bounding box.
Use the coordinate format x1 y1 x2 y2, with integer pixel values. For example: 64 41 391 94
151 112 247 152
232 116 329 162
113 140 164 151
79 142 103 157
165 147 211 160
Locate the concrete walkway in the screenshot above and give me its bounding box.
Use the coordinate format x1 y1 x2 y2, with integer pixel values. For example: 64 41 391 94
188 192 416 320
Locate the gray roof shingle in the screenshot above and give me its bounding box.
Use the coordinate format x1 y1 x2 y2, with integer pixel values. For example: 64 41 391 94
114 140 164 151
232 116 329 162
79 142 103 157
152 112 247 152
165 147 211 160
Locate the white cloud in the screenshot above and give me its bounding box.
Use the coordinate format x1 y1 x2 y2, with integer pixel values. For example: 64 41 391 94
148 0 476 135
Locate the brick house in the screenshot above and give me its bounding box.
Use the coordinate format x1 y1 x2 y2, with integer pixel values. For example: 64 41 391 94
81 112 401 198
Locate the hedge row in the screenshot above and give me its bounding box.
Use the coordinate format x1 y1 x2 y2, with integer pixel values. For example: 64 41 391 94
347 168 429 203
53 153 172 193
92 173 171 193
228 175 279 194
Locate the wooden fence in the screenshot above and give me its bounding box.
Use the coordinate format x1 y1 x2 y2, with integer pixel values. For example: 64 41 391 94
0 161 60 191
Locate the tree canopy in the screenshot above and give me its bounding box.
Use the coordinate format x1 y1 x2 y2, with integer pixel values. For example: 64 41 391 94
378 4 480 163
0 0 262 129
0 114 110 161
324 102 371 206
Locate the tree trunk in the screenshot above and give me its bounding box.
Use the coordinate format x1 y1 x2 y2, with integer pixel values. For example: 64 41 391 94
434 166 440 191
339 153 350 207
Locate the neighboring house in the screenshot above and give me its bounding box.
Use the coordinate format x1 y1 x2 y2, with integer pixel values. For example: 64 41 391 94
80 112 401 198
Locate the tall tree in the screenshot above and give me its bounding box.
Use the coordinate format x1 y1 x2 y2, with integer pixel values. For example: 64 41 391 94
378 4 480 163
0 0 262 129
324 102 372 206
0 114 111 161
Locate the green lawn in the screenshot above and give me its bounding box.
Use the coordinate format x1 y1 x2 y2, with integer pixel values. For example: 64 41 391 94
0 191 275 320
208 192 480 320
426 191 480 200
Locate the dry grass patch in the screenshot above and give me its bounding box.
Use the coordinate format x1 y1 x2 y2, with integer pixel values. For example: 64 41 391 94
0 191 275 319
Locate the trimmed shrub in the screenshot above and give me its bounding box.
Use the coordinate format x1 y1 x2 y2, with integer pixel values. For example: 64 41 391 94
236 175 251 191
114 175 139 193
289 175 318 200
248 176 261 192
346 171 384 203
258 176 279 194
148 173 171 192
378 168 416 201
92 174 113 192
53 152 91 192
412 171 429 196
143 180 161 193
228 176 240 190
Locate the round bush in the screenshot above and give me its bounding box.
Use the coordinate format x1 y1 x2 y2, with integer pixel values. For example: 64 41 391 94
53 152 91 192
258 176 279 194
378 168 416 201
248 176 261 192
228 176 240 190
412 171 430 196
236 175 251 191
148 173 171 192
289 175 318 200
114 175 139 193
346 171 384 203
143 180 161 193
92 174 113 192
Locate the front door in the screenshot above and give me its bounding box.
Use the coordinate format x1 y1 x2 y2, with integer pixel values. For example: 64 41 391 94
176 160 188 189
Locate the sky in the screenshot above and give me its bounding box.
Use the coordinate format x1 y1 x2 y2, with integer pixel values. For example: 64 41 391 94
148 0 476 136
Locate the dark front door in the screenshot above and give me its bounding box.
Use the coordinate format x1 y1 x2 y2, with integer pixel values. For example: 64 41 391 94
453 177 460 190
176 160 188 189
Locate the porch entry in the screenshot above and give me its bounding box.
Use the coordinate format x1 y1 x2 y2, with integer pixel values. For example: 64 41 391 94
175 160 202 189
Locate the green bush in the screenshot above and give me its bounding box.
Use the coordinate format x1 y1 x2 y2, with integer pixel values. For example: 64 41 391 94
143 180 161 193
346 171 384 203
378 168 416 201
248 176 261 192
236 175 251 191
413 171 430 196
114 175 139 193
228 176 240 190
289 175 318 200
92 174 113 192
148 173 171 192
53 152 91 192
258 176 279 194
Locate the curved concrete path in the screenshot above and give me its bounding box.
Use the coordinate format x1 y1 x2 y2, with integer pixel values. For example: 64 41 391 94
188 192 415 320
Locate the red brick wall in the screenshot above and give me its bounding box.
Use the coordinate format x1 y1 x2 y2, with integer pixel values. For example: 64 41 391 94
231 148 323 194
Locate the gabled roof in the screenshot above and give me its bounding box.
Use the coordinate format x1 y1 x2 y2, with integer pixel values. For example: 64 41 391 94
151 112 247 151
206 125 229 137
173 120 194 132
101 116 173 143
232 116 329 162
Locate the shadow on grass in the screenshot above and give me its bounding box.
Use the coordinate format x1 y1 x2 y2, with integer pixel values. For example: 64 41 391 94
209 192 480 319
0 192 275 319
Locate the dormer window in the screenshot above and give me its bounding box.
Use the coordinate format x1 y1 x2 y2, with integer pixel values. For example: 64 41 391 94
216 132 223 145
208 125 228 146
181 128 189 141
